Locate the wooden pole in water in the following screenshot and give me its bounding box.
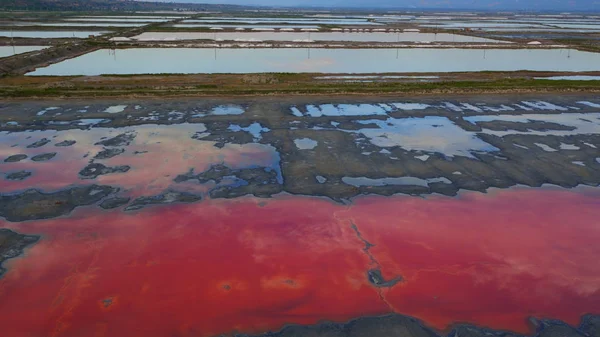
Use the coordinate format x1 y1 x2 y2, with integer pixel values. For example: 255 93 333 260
11 27 15 55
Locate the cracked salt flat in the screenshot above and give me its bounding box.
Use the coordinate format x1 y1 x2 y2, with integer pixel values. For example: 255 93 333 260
36 107 59 116
291 103 434 117
442 102 463 112
351 117 499 158
458 103 484 112
168 111 185 121
458 101 570 113
292 101 547 117
294 138 318 150
478 104 515 112
291 104 389 117
578 101 600 108
342 176 452 188
104 105 127 114
520 101 569 111
513 104 534 111
463 113 600 136
47 119 110 126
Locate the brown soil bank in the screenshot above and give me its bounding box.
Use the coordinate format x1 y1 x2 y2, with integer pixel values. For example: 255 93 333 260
0 42 100 76
2 73 600 98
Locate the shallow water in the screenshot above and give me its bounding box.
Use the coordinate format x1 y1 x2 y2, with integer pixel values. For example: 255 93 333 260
27 47 600 76
294 137 318 150
64 17 174 23
0 45 47 58
351 117 499 158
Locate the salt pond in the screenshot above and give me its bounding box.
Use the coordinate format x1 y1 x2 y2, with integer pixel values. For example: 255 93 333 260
172 24 321 29
421 22 542 29
535 76 600 81
0 30 107 38
64 17 174 23
27 48 600 76
130 31 504 43
20 22 147 27
0 45 46 58
181 18 379 25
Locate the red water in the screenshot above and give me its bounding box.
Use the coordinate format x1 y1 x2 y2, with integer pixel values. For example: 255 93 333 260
0 187 599 337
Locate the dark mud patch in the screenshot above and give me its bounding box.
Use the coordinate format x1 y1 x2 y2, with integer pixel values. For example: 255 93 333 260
79 163 130 179
4 154 27 163
240 313 600 337
239 314 440 337
0 228 40 277
99 197 130 209
31 152 56 162
94 148 125 160
530 319 588 337
367 269 403 288
26 138 50 148
95 132 136 147
55 140 76 147
580 315 600 337
5 171 32 181
474 120 578 133
125 191 201 211
0 185 115 222
175 164 282 198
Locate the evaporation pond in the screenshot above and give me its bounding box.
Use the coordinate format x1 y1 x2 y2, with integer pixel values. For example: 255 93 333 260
26 48 600 76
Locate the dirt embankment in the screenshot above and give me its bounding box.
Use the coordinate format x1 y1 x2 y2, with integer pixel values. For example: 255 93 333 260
0 42 101 76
